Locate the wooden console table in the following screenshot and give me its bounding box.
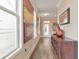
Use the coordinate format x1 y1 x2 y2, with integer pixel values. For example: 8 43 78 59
51 35 77 59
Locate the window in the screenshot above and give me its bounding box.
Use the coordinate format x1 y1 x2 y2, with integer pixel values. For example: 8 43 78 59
0 0 16 13
0 0 22 59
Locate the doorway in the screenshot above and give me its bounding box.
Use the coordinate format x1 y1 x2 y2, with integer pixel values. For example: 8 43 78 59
42 21 51 37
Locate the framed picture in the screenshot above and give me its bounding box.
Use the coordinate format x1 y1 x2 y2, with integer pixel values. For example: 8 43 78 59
59 8 70 25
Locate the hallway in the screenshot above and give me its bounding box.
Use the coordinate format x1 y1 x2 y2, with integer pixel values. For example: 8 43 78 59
30 37 58 59
0 0 77 59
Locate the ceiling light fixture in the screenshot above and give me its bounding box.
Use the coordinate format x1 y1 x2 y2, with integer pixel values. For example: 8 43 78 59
43 13 50 16
40 13 50 16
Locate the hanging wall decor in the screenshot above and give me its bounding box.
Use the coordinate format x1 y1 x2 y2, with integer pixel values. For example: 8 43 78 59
59 8 70 25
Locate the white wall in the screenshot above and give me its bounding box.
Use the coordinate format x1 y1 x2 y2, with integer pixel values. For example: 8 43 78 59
58 0 78 40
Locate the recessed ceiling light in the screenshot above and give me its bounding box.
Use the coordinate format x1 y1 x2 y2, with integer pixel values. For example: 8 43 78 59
41 13 50 16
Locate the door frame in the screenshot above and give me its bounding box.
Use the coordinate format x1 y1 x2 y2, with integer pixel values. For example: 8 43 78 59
41 21 52 37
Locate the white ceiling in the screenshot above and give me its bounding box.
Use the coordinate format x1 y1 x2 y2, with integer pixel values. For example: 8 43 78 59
30 0 62 19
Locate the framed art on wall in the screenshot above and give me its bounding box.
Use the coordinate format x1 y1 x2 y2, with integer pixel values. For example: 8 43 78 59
59 8 70 25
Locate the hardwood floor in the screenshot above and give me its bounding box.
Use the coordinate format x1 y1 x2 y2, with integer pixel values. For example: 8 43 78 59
30 37 58 59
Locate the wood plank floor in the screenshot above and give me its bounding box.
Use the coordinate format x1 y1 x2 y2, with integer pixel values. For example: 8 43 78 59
30 37 58 59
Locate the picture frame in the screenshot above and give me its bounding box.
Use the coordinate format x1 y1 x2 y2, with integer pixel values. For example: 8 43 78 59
59 8 70 25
